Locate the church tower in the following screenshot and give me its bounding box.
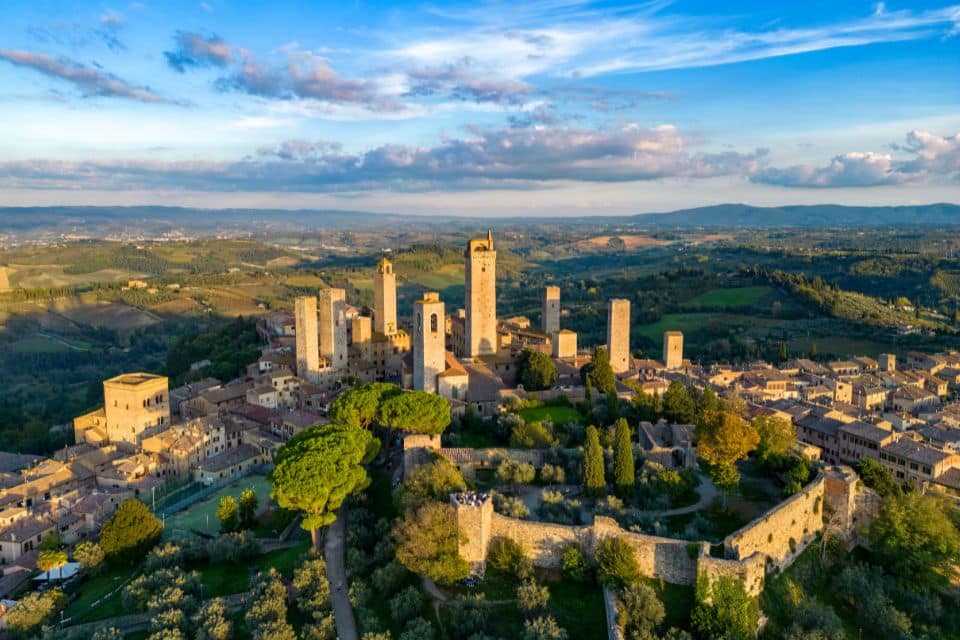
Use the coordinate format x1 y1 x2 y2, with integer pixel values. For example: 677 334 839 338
465 230 497 358
374 257 397 336
414 292 445 393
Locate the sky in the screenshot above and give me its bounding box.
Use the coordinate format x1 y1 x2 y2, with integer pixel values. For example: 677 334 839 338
0 0 958 216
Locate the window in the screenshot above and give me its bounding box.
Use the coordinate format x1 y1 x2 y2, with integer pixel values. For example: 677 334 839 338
430 313 438 333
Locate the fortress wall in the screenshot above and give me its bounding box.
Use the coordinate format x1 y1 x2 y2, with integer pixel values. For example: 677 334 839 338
489 512 589 568
592 516 698 585
697 551 766 597
723 475 825 571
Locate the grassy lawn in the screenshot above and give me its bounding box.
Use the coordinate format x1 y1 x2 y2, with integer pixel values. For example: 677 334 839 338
664 500 749 541
546 573 606 639
255 537 311 579
194 561 250 597
455 429 501 448
642 577 695 631
685 286 772 308
163 475 272 538
517 405 582 425
63 564 136 624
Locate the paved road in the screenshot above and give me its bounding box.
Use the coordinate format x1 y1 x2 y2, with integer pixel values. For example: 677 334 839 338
324 508 358 640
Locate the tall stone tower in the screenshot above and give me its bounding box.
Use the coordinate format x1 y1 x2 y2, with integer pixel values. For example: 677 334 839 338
663 331 684 370
103 373 169 447
319 288 347 369
542 286 560 335
879 353 896 372
374 257 397 336
414 292 446 393
465 230 497 358
295 296 320 381
607 298 631 374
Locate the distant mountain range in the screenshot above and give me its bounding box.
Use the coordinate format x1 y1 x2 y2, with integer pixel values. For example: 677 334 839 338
1 202 959 238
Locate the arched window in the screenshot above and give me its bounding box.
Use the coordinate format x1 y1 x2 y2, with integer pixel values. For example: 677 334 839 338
430 313 438 333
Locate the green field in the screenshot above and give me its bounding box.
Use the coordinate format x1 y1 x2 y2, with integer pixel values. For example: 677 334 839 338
685 286 772 308
407 264 464 290
517 405 582 425
163 475 272 538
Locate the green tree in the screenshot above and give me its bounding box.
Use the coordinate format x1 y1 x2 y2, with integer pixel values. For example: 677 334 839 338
631 387 661 422
292 557 332 619
517 579 550 615
596 536 641 588
6 588 67 638
246 568 296 640
39 531 62 551
496 458 536 491
612 418 635 497
519 349 559 391
696 410 759 499
869 491 960 589
560 545 590 582
777 340 789 363
617 582 665 640
586 347 616 395
402 457 467 508
663 381 696 424
856 458 902 498
583 426 606 497
100 498 163 563
509 421 556 448
270 422 380 551
193 598 232 640
377 391 451 436
523 615 568 640
752 414 795 464
217 495 240 534
394 501 469 585
691 576 758 640
74 540 105 574
37 549 68 582
328 382 400 429
239 488 259 530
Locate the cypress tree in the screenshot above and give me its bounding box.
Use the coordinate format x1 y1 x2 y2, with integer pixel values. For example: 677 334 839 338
612 418 635 497
583 426 606 497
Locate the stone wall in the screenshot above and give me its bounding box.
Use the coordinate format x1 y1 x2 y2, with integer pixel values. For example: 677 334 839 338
697 550 766 597
593 516 698 585
723 476 825 572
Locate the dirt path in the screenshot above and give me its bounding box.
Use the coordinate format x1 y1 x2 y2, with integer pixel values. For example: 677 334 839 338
324 509 358 640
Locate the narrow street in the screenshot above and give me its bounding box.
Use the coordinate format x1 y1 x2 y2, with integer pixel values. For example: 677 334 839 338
324 508 358 640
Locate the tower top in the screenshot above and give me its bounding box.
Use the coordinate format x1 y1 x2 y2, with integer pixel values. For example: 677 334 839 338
466 230 495 255
487 229 494 251
377 256 393 273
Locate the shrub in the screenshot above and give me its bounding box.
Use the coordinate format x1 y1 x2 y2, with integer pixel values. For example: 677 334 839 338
496 459 536 489
560 545 591 582
487 537 532 578
517 579 550 614
389 586 425 624
510 421 557 449
596 537 641 588
399 617 435 640
100 498 162 563
617 582 665 640
523 615 568 640
492 492 530 519
539 463 566 485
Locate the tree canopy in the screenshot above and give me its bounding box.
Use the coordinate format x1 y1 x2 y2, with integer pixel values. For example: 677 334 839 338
663 381 696 424
99 498 163 563
583 425 606 497
328 382 400 429
582 347 616 395
518 349 559 391
612 418 635 497
269 422 380 549
394 501 469 585
752 414 795 463
596 536 641 588
377 391 451 436
401 457 467 509
696 410 759 492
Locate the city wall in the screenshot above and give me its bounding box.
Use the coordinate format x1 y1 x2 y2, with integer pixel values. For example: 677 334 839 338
454 465 871 597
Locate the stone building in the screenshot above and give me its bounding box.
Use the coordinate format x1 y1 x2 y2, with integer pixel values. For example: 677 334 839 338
415 292 446 393
465 230 497 358
74 373 169 449
319 288 348 369
552 329 577 359
663 331 684 370
542 286 560 334
374 257 398 336
294 295 320 383
607 298 631 374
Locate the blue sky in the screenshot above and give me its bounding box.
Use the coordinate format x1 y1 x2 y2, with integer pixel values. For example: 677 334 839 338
0 0 957 215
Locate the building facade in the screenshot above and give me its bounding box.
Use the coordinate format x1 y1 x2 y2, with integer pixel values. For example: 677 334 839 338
319 288 348 369
414 292 446 393
294 296 319 383
465 231 497 358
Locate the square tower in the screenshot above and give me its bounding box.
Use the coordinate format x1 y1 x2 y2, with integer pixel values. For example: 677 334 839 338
542 286 561 335
879 353 896 372
352 316 372 345
607 298 631 374
319 288 348 369
294 296 320 382
415 292 446 393
552 329 577 359
374 257 397 336
465 230 497 358
103 373 169 446
663 331 684 370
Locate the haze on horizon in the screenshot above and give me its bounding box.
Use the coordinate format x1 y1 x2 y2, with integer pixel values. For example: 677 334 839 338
0 0 958 216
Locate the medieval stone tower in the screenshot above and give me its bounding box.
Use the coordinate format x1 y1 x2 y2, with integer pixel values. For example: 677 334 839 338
663 331 684 370
465 230 497 358
542 286 560 334
374 257 397 336
607 298 631 374
319 288 347 369
414 292 445 393
879 353 896 372
294 295 320 382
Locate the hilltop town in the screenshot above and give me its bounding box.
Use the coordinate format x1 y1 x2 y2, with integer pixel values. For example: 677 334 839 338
0 231 958 638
